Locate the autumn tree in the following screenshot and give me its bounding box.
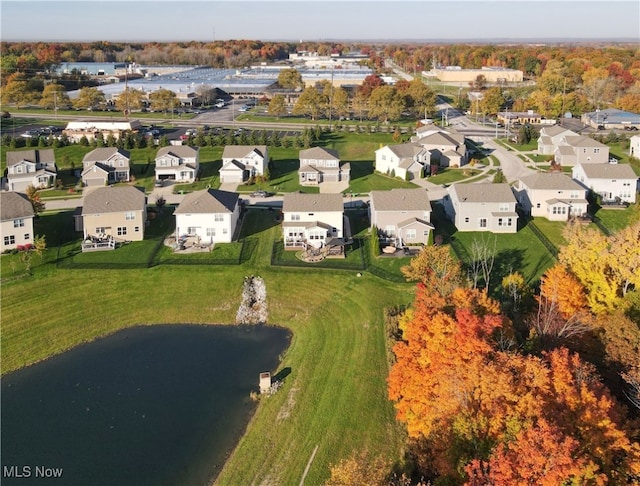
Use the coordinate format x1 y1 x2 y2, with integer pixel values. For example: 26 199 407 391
149 88 177 112
72 86 106 110
401 244 464 297
368 85 406 123
1 80 40 108
292 86 326 120
115 88 145 113
39 83 70 110
267 94 287 118
277 68 303 90
330 86 350 120
326 449 389 486
25 185 45 215
467 234 497 291
357 74 385 99
479 87 504 116
406 79 437 119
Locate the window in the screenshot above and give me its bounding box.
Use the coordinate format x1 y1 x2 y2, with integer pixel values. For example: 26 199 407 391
158 159 167 166
119 159 125 167
13 218 24 228
96 227 106 234
499 203 509 212
125 211 135 221
134 226 140 232
117 227 127 236
4 235 15 246
24 233 30 240
423 230 430 236
594 148 600 154
479 218 487 228
464 217 470 223
498 218 503 226
291 214 300 221
187 227 197 235
326 160 338 168
16 166 23 174
507 218 513 226
381 154 386 161
405 229 417 239
385 225 396 236
222 228 228 235
214 214 224 222
206 228 215 237
536 203 541 208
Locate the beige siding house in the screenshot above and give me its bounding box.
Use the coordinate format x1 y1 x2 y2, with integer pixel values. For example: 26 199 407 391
5 149 57 192
572 163 638 204
413 125 468 168
444 183 518 233
630 135 640 158
554 135 609 166
298 147 350 186
515 172 588 221
155 145 199 183
537 126 578 155
220 145 268 184
369 188 433 246
174 189 240 244
282 193 344 249
81 185 147 242
81 147 131 186
0 192 35 251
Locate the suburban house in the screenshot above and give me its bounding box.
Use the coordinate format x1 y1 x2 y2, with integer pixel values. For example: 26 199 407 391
515 172 588 221
80 185 147 242
537 126 579 155
413 125 468 167
174 189 240 244
554 135 609 166
572 163 638 204
282 193 344 249
0 192 35 252
63 120 142 143
81 147 131 187
369 188 434 246
630 135 640 158
5 149 57 192
219 145 268 184
154 145 199 183
298 147 350 185
443 182 519 233
374 143 429 181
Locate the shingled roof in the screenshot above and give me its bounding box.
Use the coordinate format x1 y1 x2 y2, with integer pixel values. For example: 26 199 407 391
6 149 55 167
82 185 146 215
370 188 431 211
174 189 239 214
283 193 343 212
0 192 34 221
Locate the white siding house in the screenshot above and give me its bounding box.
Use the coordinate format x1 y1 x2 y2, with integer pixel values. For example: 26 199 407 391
220 145 268 183
374 144 429 181
515 172 588 221
155 145 199 182
298 147 350 185
444 183 518 233
282 193 344 249
0 192 35 251
174 189 240 244
572 163 638 204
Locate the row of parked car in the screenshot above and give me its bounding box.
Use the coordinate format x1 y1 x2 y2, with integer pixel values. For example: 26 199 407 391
21 126 63 138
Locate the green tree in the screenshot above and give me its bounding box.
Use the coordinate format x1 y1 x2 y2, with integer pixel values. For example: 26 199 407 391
268 94 288 118
407 79 437 118
292 86 326 120
72 86 106 111
479 86 505 116
115 88 145 114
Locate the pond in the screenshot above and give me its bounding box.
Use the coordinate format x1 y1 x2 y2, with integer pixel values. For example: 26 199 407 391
1 324 291 486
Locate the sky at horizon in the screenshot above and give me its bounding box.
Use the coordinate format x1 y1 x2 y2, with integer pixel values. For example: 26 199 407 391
1 1 639 43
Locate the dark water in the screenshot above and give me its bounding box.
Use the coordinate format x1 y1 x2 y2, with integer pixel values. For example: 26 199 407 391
1 325 291 486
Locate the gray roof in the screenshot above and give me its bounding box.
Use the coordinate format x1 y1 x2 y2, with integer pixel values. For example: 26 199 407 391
299 146 339 160
220 160 246 172
83 147 130 163
222 145 267 160
283 193 343 212
562 135 607 148
451 183 516 203
419 131 462 148
370 188 431 211
397 217 434 229
174 189 239 214
155 145 199 159
577 163 638 179
82 185 146 215
0 192 34 221
540 126 576 138
6 149 55 167
383 143 426 159
518 172 584 191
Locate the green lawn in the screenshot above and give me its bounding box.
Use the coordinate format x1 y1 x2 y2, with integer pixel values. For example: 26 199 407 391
428 167 483 185
594 204 640 233
528 218 570 249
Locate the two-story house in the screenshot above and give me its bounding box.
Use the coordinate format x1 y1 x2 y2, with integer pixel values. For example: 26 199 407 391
298 147 350 185
374 143 429 181
0 192 35 251
515 172 588 221
537 126 579 155
554 135 609 166
443 183 518 233
219 145 268 184
174 189 240 244
282 193 344 249
155 145 199 183
80 185 147 242
81 147 131 187
413 125 468 168
572 163 638 204
630 135 640 159
5 149 57 192
369 188 434 246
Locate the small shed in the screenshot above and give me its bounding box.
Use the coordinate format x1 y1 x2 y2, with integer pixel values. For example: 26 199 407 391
259 372 271 394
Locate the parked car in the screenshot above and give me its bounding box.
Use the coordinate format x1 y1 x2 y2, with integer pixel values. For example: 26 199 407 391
250 190 270 198
154 179 164 187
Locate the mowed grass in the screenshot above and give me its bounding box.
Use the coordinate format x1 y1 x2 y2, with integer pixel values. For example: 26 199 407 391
1 247 412 486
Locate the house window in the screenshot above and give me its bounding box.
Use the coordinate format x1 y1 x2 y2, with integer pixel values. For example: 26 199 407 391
4 235 15 246
499 203 509 212
326 160 338 168
594 148 600 154
507 218 513 226
498 218 503 226
119 160 125 167
125 211 135 221
13 219 24 228
187 227 197 235
385 225 396 236
291 214 300 221
134 226 140 232
206 228 215 237
214 214 224 222
405 229 417 239
222 228 228 235
16 166 23 174
464 217 470 223
423 230 430 236
479 218 487 228
117 227 127 236
96 227 106 234
536 203 541 208
381 154 386 160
